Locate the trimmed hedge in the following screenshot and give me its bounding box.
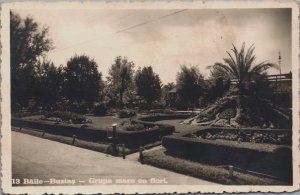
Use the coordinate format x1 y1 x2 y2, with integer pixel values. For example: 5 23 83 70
12 117 110 142
188 127 292 145
143 148 288 185
44 111 90 124
117 109 136 118
12 116 175 149
119 124 174 149
93 103 107 116
11 113 194 150
162 128 292 181
134 113 191 123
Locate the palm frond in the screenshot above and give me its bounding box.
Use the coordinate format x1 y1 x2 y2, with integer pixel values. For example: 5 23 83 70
212 62 234 76
250 62 277 74
223 57 239 78
245 44 255 63
231 44 240 67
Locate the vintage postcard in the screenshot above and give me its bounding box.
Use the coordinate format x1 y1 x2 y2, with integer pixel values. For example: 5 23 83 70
1 0 299 194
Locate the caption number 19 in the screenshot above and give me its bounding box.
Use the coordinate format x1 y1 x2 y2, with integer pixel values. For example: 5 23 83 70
12 179 21 184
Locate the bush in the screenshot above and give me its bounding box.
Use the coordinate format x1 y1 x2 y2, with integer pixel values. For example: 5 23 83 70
93 103 107 116
121 121 145 131
162 133 292 180
44 111 91 124
143 148 288 185
69 102 91 114
117 109 136 118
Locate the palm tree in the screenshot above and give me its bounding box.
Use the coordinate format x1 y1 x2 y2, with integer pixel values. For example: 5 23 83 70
209 43 278 92
184 43 290 128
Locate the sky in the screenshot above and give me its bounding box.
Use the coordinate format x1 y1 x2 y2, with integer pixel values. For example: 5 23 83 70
14 8 292 84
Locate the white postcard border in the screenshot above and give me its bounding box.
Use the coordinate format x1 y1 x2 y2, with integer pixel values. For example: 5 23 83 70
1 1 299 194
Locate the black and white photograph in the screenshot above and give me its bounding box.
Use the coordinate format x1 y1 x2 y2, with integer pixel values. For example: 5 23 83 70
1 1 299 194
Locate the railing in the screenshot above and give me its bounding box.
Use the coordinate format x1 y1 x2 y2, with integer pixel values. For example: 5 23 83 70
230 73 292 86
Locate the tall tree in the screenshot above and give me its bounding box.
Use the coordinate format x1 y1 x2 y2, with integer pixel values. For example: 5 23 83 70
10 11 54 111
185 43 289 128
162 82 176 107
36 61 64 109
63 55 102 103
135 66 162 106
209 43 277 93
204 66 231 104
176 65 206 108
107 56 135 108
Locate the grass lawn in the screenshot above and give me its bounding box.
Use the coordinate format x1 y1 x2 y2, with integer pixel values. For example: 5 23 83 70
86 115 128 129
142 147 289 185
155 119 202 134
21 114 195 133
21 115 128 130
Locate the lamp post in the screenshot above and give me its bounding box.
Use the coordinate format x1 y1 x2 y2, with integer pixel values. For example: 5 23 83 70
278 51 282 81
112 124 118 155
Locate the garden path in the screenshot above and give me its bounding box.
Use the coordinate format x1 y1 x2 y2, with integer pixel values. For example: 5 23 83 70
12 131 216 186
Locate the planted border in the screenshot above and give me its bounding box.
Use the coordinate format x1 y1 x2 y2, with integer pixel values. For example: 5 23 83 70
162 127 292 182
12 114 186 149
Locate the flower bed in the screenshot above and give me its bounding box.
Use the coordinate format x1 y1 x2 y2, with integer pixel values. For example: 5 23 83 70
11 114 175 151
11 113 197 153
162 127 292 182
134 113 191 123
43 111 91 124
185 127 291 145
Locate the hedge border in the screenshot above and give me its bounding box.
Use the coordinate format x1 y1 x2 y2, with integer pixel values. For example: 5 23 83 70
143 148 289 185
163 126 291 152
161 127 292 182
12 114 193 149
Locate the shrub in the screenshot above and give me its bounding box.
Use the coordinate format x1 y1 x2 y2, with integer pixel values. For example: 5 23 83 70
93 103 107 116
69 102 91 114
44 111 91 124
219 108 236 120
162 134 292 181
118 109 136 118
122 122 145 131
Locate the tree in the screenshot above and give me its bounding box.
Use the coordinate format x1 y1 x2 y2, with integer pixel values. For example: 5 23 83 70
204 66 231 104
10 11 54 111
135 66 162 106
176 65 206 108
63 55 102 103
209 43 277 93
107 56 135 108
184 43 289 129
36 61 64 110
162 82 176 107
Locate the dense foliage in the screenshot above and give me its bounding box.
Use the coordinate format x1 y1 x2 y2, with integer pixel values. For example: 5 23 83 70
185 44 289 128
176 65 206 109
10 11 54 111
36 61 64 110
44 111 90 124
209 43 277 94
93 103 108 116
135 66 162 106
11 11 287 129
63 55 102 103
107 56 135 108
162 82 176 107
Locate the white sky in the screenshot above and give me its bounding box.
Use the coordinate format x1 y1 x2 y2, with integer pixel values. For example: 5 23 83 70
15 8 292 84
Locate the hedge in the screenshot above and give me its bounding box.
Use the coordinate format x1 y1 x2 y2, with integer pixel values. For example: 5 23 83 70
188 127 292 145
12 117 110 142
12 116 175 149
135 114 191 123
162 131 292 181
